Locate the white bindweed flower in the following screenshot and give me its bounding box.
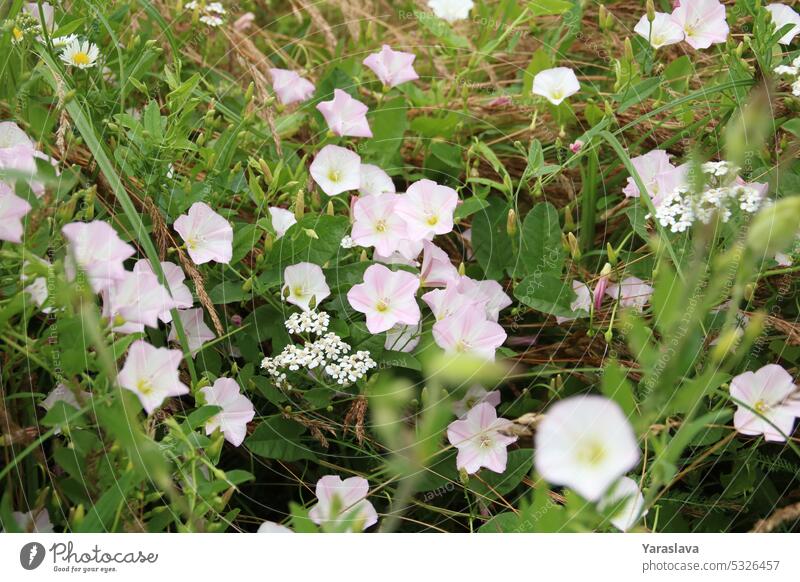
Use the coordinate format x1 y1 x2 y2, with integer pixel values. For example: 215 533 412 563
59 38 99 69
427 0 474 22
199 378 255 447
359 164 395 196
535 395 641 501
118 340 190 414
634 13 685 48
532 67 580 106
766 3 800 45
309 145 361 196
396 179 459 240
257 521 294 533
598 476 648 532
168 308 216 356
268 206 297 239
132 259 194 323
730 364 800 442
308 475 378 532
281 262 330 312
173 202 233 265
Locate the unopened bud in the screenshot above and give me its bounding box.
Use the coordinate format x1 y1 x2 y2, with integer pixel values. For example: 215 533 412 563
646 0 655 21
506 208 517 237
294 189 305 221
567 232 581 260
326 201 334 216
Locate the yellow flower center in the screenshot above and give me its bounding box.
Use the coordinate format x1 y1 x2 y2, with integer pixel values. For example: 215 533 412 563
754 399 769 414
293 286 305 297
578 440 607 466
479 434 493 448
13 27 23 41
327 169 341 183
375 299 389 313
455 339 470 353
71 51 91 66
426 214 439 226
551 89 563 101
136 378 154 395
375 219 387 233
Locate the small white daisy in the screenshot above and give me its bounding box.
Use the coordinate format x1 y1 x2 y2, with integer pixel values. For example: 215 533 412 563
59 38 99 69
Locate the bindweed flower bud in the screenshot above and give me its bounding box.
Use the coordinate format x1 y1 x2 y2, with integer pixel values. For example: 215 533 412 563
294 189 305 221
567 232 581 260
646 0 656 21
506 208 517 237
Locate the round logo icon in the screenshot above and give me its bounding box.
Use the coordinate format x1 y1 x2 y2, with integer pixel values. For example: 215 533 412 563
19 542 46 570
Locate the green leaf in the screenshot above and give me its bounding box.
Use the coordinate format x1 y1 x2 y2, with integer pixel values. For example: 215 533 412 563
601 361 638 418
245 417 317 461
269 215 349 268
514 273 576 317
529 0 573 16
471 197 516 279
468 450 532 499
519 202 564 277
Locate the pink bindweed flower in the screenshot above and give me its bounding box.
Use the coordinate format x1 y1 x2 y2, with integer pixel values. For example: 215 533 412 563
775 252 792 267
605 276 654 311
452 385 502 418
556 280 593 324
634 13 685 48
316 89 372 138
0 182 31 243
593 264 611 311
168 308 216 356
730 364 800 442
598 476 648 531
358 164 395 196
199 377 255 446
0 121 56 198
384 322 422 352
427 0 474 22
671 0 729 50
269 68 315 106
622 150 682 206
62 220 136 293
447 403 517 474
309 145 362 196
174 202 233 265
432 308 507 360
455 276 512 322
133 259 194 323
308 475 378 532
11 508 53 533
532 67 580 106
419 240 459 287
351 193 409 256
268 206 297 238
766 3 800 45
118 340 190 414
102 270 177 334
396 179 459 240
569 139 584 154
535 395 641 501
362 45 419 88
281 262 330 312
233 11 255 31
422 281 486 322
347 263 421 333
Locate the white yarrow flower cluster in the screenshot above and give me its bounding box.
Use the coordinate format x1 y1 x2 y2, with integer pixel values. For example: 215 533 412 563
262 312 376 387
285 310 330 335
340 235 355 249
186 0 226 27
652 161 766 233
